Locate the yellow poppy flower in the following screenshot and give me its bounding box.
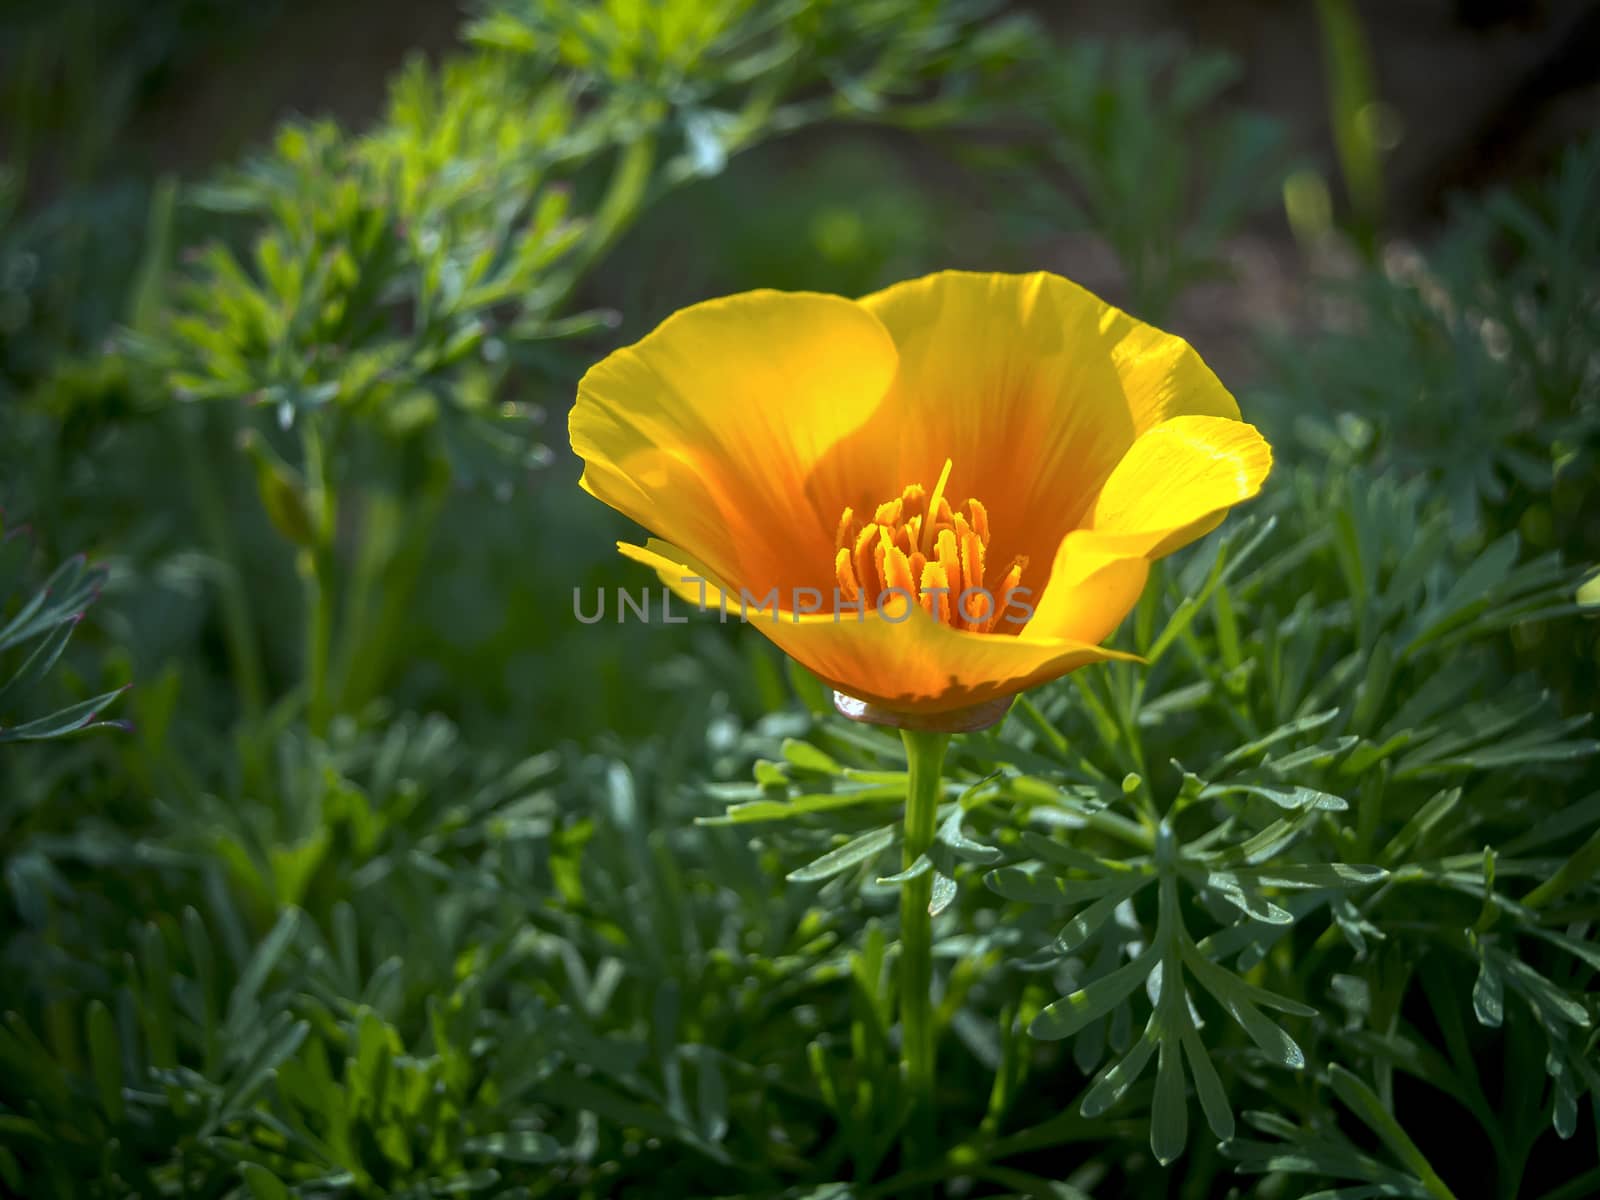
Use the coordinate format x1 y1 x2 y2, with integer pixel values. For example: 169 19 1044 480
571 270 1271 729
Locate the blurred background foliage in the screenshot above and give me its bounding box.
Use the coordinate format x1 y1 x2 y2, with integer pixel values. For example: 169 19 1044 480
1 0 1598 1197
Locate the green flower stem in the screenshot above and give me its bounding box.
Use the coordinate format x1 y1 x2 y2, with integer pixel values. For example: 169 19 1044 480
899 728 949 1174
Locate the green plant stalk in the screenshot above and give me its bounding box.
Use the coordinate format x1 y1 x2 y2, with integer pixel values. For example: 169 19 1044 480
898 728 948 1175
1315 0 1385 251
300 416 337 736
544 133 657 312
335 478 447 714
332 489 404 711
178 415 267 723
1521 824 1600 911
301 547 335 736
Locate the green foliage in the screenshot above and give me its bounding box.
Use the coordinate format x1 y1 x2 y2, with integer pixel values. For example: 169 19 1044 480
1263 138 1600 545
0 0 283 398
966 37 1291 320
705 467 1596 1192
0 167 152 395
2 1 1598 1198
1 0 274 173
1258 135 1600 708
138 73 576 469
0 522 125 743
1314 0 1388 245
618 139 944 302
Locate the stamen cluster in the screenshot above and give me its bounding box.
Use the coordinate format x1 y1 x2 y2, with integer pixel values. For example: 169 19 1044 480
832 461 1026 632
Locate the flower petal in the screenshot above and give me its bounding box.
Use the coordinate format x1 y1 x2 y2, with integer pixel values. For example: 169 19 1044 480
1086 414 1273 559
1104 307 1241 433
838 270 1241 576
1023 531 1152 644
618 538 736 612
778 604 1141 715
571 290 899 597
620 538 1138 714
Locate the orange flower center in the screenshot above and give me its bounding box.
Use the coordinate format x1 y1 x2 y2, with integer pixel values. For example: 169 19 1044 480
832 459 1027 632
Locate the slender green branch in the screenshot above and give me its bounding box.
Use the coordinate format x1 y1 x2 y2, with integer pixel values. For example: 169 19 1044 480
1013 694 1079 766
987 776 1156 852
1069 673 1158 824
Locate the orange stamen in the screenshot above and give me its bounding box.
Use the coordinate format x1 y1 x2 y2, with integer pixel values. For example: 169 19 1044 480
920 459 954 556
834 462 1027 633
882 544 917 620
835 506 859 552
920 561 952 623
835 547 859 602
985 557 1028 632
934 528 961 598
967 498 990 545
852 524 879 597
959 528 987 627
